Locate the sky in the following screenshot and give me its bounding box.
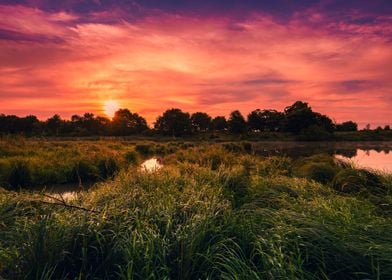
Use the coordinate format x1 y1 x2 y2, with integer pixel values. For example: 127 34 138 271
0 0 391 126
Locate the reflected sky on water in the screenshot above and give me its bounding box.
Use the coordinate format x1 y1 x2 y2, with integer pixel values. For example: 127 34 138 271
336 150 392 173
253 142 392 172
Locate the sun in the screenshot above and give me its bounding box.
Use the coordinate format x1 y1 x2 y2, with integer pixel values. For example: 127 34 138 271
103 100 119 118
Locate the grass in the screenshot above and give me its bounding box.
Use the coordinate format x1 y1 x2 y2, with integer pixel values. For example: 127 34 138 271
0 139 391 279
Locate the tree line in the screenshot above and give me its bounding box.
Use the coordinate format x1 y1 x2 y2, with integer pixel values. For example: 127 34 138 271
0 101 389 138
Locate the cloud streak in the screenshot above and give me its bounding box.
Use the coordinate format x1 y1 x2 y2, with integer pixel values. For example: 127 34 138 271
0 2 391 126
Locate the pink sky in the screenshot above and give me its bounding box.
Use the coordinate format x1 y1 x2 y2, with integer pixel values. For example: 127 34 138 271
0 3 391 126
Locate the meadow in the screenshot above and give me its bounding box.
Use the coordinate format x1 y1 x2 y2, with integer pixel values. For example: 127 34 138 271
0 138 391 279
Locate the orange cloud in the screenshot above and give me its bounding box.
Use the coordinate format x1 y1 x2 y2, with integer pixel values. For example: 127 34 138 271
0 4 391 127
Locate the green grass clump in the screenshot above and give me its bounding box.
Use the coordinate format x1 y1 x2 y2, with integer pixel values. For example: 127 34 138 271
292 154 338 184
124 150 139 165
332 168 386 195
135 143 153 155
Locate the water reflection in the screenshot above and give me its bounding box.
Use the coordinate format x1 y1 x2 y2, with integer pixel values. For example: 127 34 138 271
141 158 163 172
336 150 392 172
253 142 392 172
49 191 78 202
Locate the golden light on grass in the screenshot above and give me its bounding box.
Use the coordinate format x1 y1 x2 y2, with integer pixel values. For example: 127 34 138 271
103 100 120 118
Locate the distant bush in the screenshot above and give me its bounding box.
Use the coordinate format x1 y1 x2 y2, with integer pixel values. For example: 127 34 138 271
297 125 332 141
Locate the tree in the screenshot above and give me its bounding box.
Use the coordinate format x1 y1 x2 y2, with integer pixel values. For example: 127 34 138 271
247 109 263 131
20 115 40 135
190 112 212 132
211 116 227 131
336 121 358 132
314 113 335 133
283 101 334 134
248 109 284 132
46 114 63 136
154 108 191 136
228 110 247 134
283 101 316 134
384 125 390 131
111 109 148 135
95 116 111 135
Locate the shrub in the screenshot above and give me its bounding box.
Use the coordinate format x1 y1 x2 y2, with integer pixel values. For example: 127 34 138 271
7 160 32 189
68 160 99 184
241 141 253 153
98 157 119 179
297 125 332 141
124 151 139 165
135 144 153 155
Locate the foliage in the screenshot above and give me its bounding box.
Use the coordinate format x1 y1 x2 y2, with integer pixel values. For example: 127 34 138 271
111 109 148 135
190 112 212 132
211 116 228 131
283 101 334 135
0 102 388 141
336 121 358 132
154 108 192 136
228 110 247 134
247 109 284 132
297 125 333 141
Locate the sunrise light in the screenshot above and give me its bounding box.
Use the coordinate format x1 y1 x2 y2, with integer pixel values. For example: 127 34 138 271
103 100 120 119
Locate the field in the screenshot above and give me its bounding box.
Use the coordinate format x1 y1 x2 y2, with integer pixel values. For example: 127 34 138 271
0 138 392 279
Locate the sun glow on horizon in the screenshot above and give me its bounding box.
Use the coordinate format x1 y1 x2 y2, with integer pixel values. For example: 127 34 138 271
103 100 120 118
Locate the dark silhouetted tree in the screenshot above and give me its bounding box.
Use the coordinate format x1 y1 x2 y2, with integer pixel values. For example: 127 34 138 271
314 113 335 133
46 114 63 136
248 109 284 132
283 101 334 135
0 114 40 135
190 112 211 132
111 109 148 135
95 116 111 135
247 109 264 131
154 108 191 136
228 110 247 134
336 121 358 132
283 101 316 134
211 116 227 131
385 125 391 131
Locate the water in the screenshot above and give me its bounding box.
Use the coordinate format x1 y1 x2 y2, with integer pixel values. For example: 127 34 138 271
46 191 78 202
253 141 392 172
141 158 163 172
335 150 392 173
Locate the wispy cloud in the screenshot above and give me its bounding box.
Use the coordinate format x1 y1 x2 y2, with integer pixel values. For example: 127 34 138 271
0 2 391 126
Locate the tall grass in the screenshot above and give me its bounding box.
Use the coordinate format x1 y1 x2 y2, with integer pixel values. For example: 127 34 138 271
0 141 391 279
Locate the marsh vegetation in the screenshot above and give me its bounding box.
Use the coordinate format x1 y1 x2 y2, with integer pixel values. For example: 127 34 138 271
0 138 391 279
